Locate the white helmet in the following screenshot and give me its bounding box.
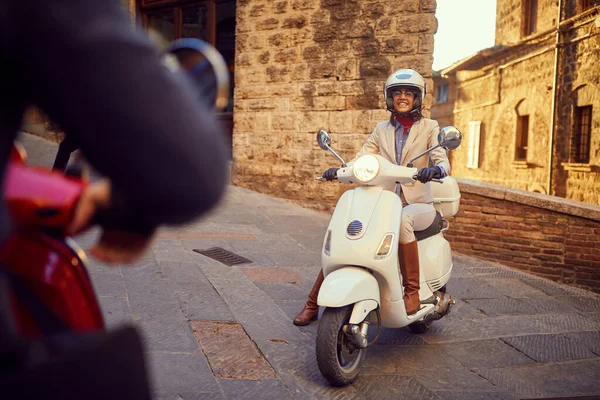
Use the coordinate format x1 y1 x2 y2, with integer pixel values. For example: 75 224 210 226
384 69 426 114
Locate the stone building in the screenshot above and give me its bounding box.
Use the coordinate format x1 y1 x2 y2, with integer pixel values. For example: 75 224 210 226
432 0 600 205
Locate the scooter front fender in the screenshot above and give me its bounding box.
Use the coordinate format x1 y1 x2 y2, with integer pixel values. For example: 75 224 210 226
317 267 380 308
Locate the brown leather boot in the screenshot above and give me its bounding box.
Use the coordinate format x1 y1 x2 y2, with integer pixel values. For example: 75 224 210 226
293 270 324 326
399 240 421 315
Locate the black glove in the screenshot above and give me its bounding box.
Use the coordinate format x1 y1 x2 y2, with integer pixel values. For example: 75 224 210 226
416 166 441 183
323 167 339 181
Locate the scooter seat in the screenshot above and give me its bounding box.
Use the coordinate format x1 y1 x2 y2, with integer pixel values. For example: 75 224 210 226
414 211 443 241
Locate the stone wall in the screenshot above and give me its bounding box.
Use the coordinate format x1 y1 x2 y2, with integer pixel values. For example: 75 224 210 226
495 0 557 45
232 0 438 209
445 178 600 294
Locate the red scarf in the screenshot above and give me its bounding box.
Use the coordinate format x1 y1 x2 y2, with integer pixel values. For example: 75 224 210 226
395 116 414 134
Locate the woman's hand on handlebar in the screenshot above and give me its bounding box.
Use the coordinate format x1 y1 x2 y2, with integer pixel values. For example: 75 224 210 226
322 167 339 181
416 167 441 183
67 179 155 264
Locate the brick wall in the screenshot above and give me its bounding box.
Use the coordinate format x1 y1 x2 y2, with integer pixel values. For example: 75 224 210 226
446 178 600 293
232 0 437 209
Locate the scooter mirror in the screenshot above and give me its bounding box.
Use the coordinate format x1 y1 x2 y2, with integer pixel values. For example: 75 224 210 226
317 129 332 150
163 38 230 111
438 126 462 150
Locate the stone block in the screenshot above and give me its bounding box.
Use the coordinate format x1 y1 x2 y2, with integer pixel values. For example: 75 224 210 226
336 59 358 80
420 0 437 12
359 56 391 78
419 34 435 53
271 112 299 131
267 32 290 47
282 15 307 29
300 112 330 132
382 37 419 54
291 0 319 10
274 48 299 63
340 80 365 96
256 17 279 31
266 66 291 83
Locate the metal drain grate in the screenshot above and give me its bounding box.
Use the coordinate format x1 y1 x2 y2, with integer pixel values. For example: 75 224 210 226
193 247 253 266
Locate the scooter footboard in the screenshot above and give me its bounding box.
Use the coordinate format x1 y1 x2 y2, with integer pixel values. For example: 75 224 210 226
317 267 380 309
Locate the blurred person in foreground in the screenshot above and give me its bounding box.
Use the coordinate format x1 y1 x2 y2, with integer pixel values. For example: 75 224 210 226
0 0 228 397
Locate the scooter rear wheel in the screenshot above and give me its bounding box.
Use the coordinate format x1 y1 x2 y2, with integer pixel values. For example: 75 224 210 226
316 306 366 386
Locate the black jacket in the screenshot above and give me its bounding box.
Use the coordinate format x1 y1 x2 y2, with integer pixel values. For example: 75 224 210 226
0 0 228 239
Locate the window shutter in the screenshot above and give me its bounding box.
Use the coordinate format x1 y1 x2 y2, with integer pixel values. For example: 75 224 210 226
467 121 481 169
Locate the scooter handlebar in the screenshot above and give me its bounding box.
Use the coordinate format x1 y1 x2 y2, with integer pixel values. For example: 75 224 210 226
412 174 443 184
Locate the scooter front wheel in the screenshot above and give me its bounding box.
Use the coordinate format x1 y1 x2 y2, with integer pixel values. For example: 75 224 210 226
316 306 366 386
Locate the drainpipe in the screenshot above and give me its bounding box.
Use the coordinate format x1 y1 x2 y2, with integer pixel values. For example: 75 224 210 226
547 0 563 196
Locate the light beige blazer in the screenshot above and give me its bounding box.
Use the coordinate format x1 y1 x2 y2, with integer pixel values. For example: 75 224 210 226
352 117 450 204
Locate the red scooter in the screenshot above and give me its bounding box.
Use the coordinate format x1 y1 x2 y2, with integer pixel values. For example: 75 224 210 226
1 144 104 338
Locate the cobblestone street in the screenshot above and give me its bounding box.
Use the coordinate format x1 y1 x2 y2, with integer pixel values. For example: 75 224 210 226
19 133 600 399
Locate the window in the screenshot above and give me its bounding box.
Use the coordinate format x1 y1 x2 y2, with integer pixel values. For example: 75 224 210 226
577 0 592 13
571 106 592 163
515 115 529 161
436 83 448 104
467 121 481 169
522 0 538 37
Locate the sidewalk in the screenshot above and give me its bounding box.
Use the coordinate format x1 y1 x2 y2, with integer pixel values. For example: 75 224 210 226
18 133 600 400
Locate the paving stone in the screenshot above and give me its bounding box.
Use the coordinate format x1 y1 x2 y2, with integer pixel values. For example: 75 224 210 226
134 312 201 353
487 278 548 298
564 331 600 355
120 259 163 279
290 233 326 251
196 262 314 346
465 298 534 316
555 295 600 312
153 392 224 400
98 295 132 328
226 235 306 254
126 277 182 317
445 278 505 300
501 334 598 362
438 339 535 368
242 267 302 284
146 352 219 394
219 379 292 400
154 247 196 263
369 327 429 346
433 390 519 400
422 313 600 345
89 270 127 297
265 251 322 268
191 321 277 380
460 266 530 279
204 212 272 226
521 277 593 297
172 290 235 322
474 359 600 399
520 297 580 314
361 346 495 391
441 299 487 321
255 282 310 302
353 375 442 400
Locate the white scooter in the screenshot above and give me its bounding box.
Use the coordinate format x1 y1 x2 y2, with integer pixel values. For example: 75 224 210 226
314 127 463 386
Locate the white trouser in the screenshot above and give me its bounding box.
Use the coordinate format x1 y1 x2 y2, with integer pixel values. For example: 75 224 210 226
400 203 437 243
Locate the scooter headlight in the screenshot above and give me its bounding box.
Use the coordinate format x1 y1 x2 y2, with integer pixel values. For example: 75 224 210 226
353 155 380 184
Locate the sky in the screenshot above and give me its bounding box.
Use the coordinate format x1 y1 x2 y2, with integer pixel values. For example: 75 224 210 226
433 0 498 71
